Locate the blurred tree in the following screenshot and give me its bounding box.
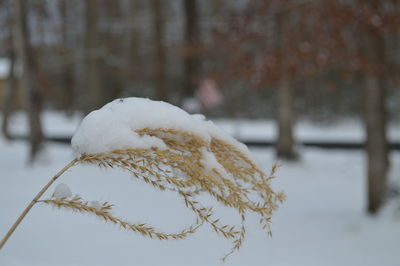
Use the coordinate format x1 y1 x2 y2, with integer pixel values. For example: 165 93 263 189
275 7 297 160
124 0 140 94
1 2 16 140
182 0 201 98
152 0 167 101
1 49 16 140
359 0 389 214
211 1 301 160
0 0 397 183
13 0 44 161
83 0 101 113
303 0 397 213
59 0 76 112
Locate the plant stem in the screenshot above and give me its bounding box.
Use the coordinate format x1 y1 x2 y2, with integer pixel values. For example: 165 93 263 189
0 158 78 250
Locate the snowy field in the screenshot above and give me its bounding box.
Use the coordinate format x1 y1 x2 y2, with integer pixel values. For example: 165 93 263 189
1 112 400 266
5 111 400 143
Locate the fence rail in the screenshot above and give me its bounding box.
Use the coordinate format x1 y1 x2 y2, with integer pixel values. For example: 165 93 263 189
8 135 400 150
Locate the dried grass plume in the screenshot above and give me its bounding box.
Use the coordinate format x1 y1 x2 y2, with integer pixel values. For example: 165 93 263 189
0 127 284 261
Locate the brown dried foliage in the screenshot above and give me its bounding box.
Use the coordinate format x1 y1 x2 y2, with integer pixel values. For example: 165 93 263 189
44 128 284 260
43 196 202 240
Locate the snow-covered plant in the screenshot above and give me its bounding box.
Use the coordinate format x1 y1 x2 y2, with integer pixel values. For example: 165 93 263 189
0 98 284 260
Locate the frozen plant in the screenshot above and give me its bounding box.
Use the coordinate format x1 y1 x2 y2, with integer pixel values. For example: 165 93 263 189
0 98 285 260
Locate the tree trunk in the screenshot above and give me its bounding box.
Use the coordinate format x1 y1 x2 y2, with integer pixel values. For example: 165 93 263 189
2 49 16 140
152 0 167 101
276 75 297 159
360 0 389 214
60 0 75 113
365 76 388 214
275 9 297 160
83 0 101 113
2 3 16 140
182 0 200 98
13 0 44 161
124 1 140 93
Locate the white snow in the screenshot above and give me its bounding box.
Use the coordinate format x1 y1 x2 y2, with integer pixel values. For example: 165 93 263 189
215 118 400 143
193 114 254 160
6 111 82 136
1 111 400 266
88 201 102 211
71 98 210 155
52 183 72 200
71 98 251 158
5 110 400 144
182 97 202 113
200 147 233 180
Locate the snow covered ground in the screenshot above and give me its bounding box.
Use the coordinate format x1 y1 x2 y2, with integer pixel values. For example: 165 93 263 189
0 112 399 266
216 118 400 143
5 111 400 143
